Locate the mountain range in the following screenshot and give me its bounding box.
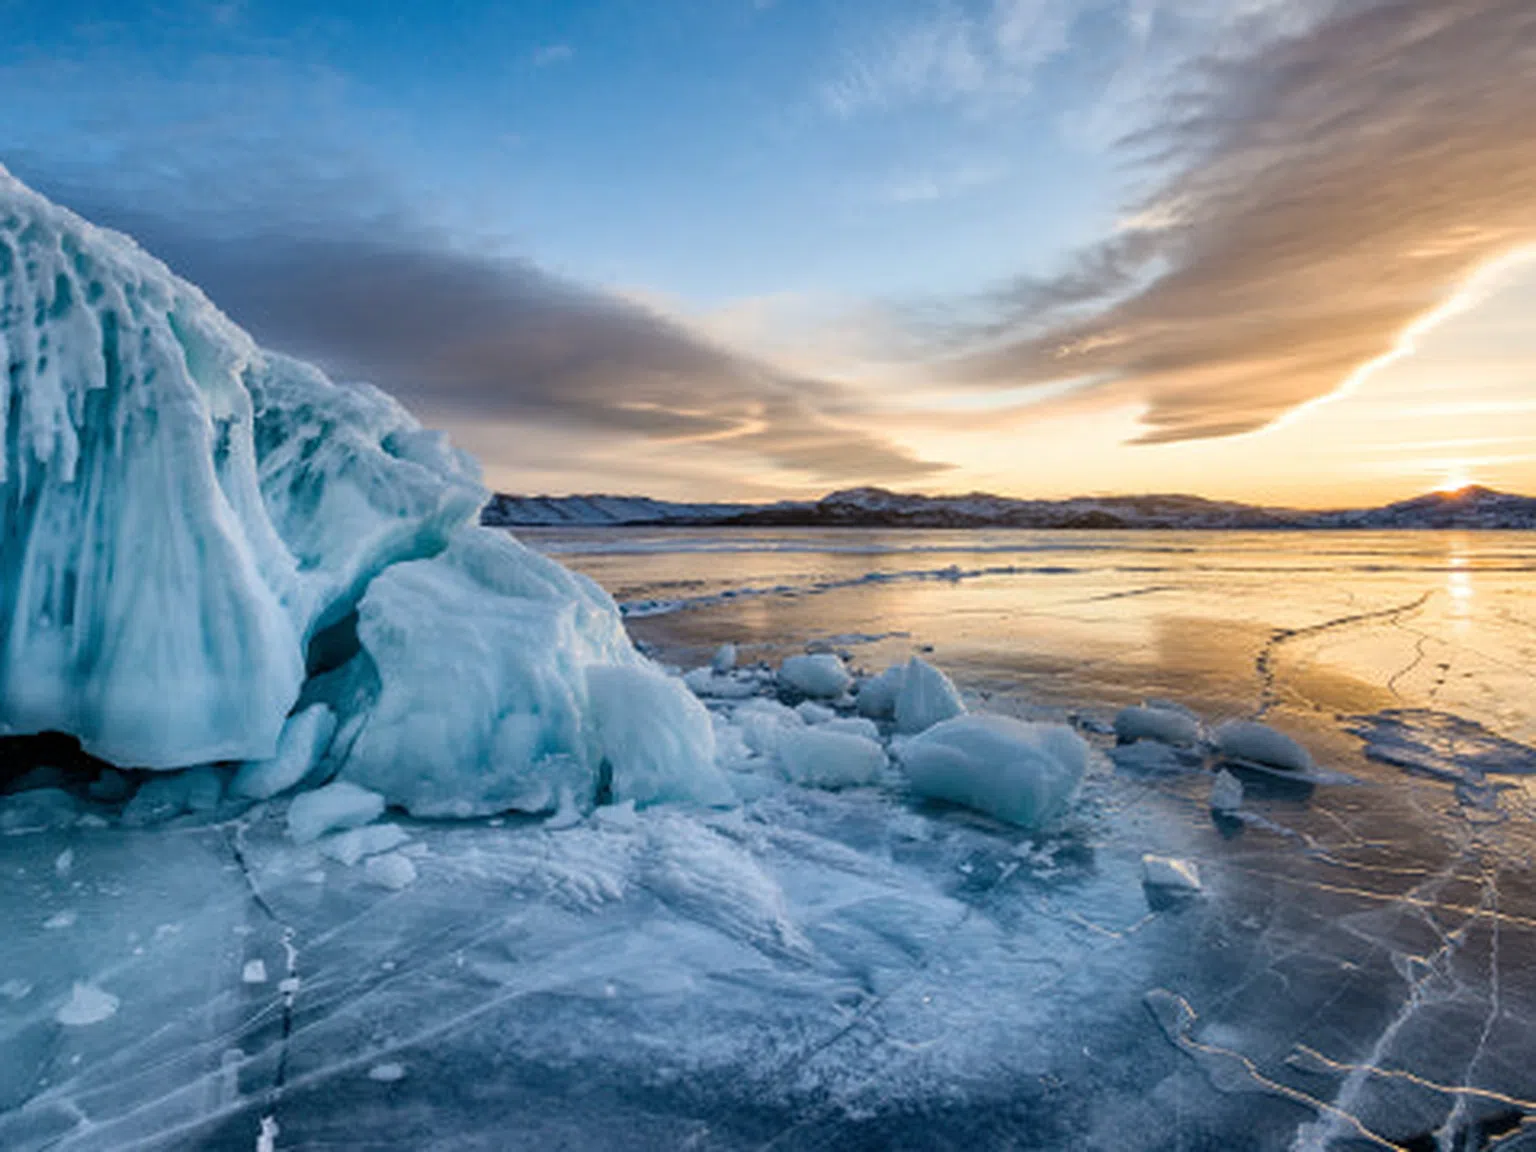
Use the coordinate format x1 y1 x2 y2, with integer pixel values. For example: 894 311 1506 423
482 485 1536 531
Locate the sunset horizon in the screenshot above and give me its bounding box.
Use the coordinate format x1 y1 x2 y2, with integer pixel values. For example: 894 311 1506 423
6 0 1533 507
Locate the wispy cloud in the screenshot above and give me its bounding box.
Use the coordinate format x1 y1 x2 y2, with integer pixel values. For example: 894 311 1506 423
531 42 573 67
821 0 1076 118
878 160 1007 204
939 0 1536 445
0 41 944 489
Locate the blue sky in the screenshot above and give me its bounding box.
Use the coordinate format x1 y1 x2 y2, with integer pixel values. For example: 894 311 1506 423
4 0 1535 502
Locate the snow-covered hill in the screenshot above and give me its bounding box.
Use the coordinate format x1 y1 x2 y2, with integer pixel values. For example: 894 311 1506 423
1308 485 1536 530
484 484 1536 530
482 493 756 526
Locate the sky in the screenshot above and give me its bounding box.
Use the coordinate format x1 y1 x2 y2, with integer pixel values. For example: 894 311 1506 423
3 0 1535 506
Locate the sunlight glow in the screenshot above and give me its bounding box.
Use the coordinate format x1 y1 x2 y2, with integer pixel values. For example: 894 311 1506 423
1256 244 1536 439
1435 466 1473 493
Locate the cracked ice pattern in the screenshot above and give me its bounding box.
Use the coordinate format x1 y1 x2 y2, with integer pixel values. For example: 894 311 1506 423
3 528 1536 1150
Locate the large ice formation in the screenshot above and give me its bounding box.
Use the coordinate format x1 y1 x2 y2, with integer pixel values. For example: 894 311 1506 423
0 166 723 814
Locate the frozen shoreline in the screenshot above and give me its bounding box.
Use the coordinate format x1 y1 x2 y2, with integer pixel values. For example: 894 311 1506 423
4 619 1535 1150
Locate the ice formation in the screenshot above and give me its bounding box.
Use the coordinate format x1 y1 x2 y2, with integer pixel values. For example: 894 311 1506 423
854 665 904 719
317 822 412 866
1140 854 1202 893
777 653 853 698
585 665 729 807
899 715 1087 828
0 166 720 817
850 658 964 733
893 656 966 734
775 726 886 789
233 704 337 799
1113 704 1200 747
1212 720 1313 772
287 782 385 844
1209 769 1244 812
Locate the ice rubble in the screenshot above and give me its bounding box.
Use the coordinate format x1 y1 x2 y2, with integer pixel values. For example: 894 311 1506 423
0 165 723 817
1114 704 1201 747
899 715 1087 829
1212 720 1313 772
775 727 886 789
287 782 386 845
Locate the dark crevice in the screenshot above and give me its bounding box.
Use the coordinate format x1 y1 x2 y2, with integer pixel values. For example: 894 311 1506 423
0 731 114 793
304 606 361 679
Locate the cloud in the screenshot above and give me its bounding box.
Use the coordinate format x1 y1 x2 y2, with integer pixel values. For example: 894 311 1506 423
821 0 1076 119
531 43 573 66
943 0 1536 444
0 39 945 491
30 186 944 486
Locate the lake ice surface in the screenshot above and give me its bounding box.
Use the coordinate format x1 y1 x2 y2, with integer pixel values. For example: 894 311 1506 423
3 528 1536 1151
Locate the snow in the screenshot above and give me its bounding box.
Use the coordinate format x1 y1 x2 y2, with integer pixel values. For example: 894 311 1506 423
367 1063 407 1083
775 727 887 790
1113 704 1200 746
777 653 853 698
234 704 337 800
55 982 118 1026
899 715 1087 828
242 960 268 984
893 656 966 734
711 643 737 672
586 665 730 807
1212 720 1314 772
287 782 386 845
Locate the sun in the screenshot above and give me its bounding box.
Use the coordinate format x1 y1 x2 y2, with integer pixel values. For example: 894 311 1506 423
1434 466 1474 494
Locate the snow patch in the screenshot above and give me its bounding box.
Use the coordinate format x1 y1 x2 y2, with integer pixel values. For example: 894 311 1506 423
56 981 119 1026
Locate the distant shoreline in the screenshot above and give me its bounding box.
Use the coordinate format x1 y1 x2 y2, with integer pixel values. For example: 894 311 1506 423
483 485 1536 532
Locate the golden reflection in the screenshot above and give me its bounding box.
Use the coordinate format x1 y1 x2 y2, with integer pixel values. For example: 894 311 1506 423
1447 541 1474 617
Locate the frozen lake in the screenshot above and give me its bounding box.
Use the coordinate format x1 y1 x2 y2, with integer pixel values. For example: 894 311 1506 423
3 529 1535 1150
